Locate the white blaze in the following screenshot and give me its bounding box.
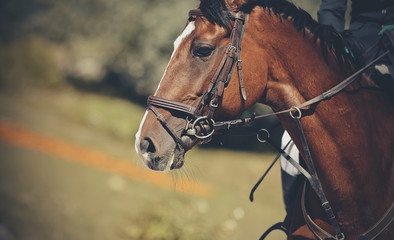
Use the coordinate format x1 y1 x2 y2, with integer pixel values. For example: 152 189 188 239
135 110 148 155
135 22 196 156
154 21 196 95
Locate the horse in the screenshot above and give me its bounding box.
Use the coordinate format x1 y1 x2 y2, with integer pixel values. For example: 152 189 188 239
135 0 394 239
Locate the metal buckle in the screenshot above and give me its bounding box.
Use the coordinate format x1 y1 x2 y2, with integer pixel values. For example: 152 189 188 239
188 116 215 139
290 106 302 119
210 99 218 108
257 129 270 143
227 45 237 53
337 233 345 240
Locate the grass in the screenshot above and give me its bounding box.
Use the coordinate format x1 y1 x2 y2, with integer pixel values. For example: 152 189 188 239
0 86 285 240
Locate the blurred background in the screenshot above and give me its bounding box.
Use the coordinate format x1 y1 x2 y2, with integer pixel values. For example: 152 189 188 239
0 0 324 239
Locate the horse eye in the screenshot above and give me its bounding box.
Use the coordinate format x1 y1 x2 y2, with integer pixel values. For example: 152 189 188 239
193 46 215 58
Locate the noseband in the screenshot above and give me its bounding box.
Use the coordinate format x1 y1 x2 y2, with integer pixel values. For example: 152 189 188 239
147 9 248 149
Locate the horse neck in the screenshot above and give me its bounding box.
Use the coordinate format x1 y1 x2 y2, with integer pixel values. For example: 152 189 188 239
247 8 394 233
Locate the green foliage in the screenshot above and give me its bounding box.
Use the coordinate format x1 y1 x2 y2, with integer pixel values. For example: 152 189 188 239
0 0 197 96
0 36 64 88
0 0 320 95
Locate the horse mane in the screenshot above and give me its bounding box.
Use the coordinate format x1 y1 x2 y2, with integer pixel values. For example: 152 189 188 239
199 0 363 69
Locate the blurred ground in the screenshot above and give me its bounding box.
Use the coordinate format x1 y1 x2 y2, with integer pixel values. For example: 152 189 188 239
0 87 285 240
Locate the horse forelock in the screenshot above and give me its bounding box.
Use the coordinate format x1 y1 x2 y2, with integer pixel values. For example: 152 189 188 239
199 0 233 29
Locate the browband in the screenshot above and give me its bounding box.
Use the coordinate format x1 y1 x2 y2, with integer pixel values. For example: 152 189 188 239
189 9 204 17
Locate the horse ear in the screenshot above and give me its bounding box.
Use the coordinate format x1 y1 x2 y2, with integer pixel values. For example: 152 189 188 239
227 0 249 11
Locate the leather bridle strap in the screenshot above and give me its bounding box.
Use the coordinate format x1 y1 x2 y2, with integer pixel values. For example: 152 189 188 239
146 10 248 145
148 105 189 151
201 11 248 119
188 9 204 17
148 96 198 117
297 50 390 110
212 47 392 133
147 9 249 146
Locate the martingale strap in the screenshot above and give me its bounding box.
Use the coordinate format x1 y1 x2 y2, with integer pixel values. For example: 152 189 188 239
293 116 344 240
252 129 394 240
301 182 338 240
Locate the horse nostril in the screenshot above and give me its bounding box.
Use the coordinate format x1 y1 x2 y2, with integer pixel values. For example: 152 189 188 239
140 138 156 154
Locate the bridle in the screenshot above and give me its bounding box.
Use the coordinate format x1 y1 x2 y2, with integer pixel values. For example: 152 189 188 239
146 8 394 240
147 9 248 150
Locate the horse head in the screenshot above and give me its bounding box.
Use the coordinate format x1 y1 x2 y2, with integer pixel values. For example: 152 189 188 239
135 0 267 171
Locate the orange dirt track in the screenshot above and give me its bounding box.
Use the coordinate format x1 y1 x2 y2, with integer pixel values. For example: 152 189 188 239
0 118 212 197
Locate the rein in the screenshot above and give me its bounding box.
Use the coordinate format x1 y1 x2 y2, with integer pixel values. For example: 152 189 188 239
146 8 394 240
211 49 391 133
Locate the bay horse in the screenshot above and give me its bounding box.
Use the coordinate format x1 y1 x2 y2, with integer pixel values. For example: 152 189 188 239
135 0 394 239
